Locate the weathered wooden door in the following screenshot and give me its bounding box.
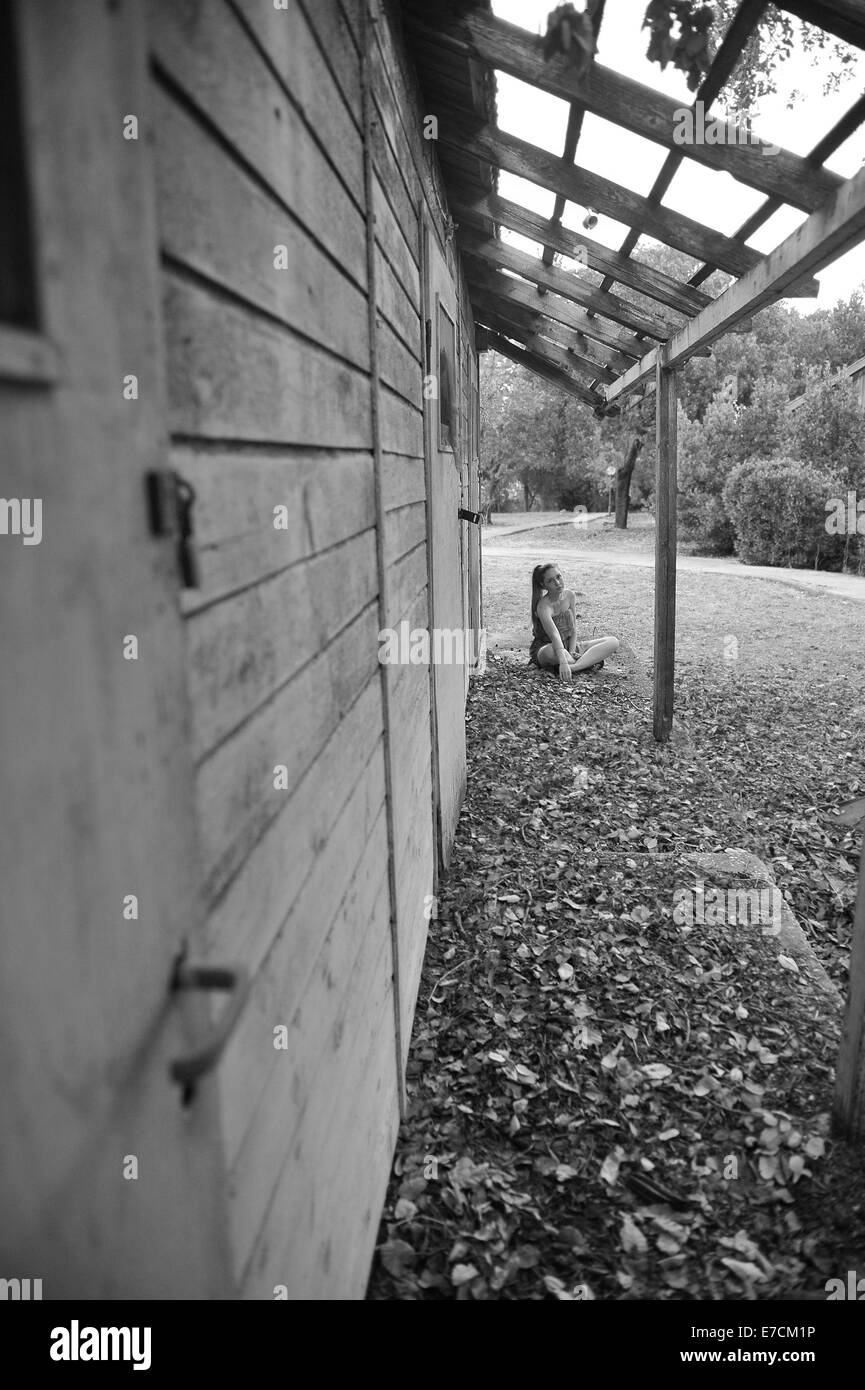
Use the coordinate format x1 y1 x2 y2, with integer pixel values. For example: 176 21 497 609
422 220 467 865
0 0 230 1297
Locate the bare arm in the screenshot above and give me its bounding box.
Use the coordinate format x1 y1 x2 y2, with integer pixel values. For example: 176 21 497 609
566 590 579 655
538 600 573 682
537 599 567 659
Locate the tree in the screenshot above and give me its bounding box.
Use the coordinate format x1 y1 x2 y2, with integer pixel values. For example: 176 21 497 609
784 378 865 490
479 352 601 513
642 1 858 109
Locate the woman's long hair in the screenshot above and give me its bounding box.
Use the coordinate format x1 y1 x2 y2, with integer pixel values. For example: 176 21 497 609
530 562 555 624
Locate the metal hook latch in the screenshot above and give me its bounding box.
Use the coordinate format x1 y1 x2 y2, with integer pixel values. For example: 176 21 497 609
145 469 202 590
169 957 251 1106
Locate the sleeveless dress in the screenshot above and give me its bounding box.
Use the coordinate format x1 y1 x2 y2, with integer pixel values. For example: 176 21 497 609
529 605 575 667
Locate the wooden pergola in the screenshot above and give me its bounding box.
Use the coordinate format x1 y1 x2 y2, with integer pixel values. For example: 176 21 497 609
402 0 865 1139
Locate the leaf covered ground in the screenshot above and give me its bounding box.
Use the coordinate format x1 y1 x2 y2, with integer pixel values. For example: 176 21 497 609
367 529 865 1301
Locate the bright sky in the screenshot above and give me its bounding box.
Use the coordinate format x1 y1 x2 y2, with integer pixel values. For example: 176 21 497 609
490 0 865 312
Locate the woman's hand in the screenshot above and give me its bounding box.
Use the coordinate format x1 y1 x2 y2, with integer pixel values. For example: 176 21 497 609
558 656 573 684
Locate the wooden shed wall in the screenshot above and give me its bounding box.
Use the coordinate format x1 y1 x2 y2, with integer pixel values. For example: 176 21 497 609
148 0 478 1297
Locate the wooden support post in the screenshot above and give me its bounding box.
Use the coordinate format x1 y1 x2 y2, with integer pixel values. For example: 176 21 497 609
833 832 865 1141
653 349 677 743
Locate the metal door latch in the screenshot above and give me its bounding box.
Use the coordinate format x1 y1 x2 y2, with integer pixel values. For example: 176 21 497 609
146 470 202 589
169 954 251 1106
459 507 482 525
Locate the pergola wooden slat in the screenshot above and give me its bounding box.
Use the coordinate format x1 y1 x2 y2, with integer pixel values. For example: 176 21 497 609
452 188 714 316
472 306 604 385
439 118 787 279
458 227 685 339
482 328 606 406
467 284 621 382
469 300 610 382
424 9 844 213
465 261 647 370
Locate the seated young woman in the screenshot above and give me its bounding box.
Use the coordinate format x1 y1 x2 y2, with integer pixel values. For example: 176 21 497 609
529 561 620 684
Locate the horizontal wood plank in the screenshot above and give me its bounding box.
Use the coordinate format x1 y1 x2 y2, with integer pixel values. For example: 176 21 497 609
376 320 423 411
374 175 420 300
163 272 371 448
221 799 389 1198
228 855 392 1285
196 603 382 903
204 667 383 973
154 84 369 370
375 245 421 355
370 118 419 253
378 387 424 458
172 446 375 610
385 501 427 566
188 529 377 760
382 453 427 511
295 0 363 120
386 540 428 625
229 0 364 204
239 972 398 1298
150 0 367 285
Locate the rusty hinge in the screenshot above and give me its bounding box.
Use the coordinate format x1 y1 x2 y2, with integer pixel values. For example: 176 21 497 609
145 470 201 589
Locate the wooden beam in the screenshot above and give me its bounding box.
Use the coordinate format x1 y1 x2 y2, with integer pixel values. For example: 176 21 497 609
467 285 618 383
834 833 865 1140
778 0 865 49
604 162 865 404
542 102 583 273
653 350 678 743
439 118 770 279
483 330 605 407
458 229 684 339
423 10 843 212
464 263 645 370
470 304 597 383
473 307 604 388
452 189 713 316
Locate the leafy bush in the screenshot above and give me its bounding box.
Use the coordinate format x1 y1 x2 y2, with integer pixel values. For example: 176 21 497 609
722 456 847 569
677 400 738 553
783 378 865 489
678 489 735 554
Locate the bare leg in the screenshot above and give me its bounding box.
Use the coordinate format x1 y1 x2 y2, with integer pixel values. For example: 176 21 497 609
535 643 577 671
572 636 620 671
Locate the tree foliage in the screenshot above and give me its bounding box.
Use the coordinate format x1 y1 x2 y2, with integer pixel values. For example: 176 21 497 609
642 1 858 109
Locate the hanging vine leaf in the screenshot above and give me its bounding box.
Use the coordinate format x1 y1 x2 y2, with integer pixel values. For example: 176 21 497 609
642 0 715 92
543 4 598 80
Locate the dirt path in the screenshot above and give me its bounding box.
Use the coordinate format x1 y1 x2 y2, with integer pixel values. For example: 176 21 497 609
483 540 865 608
484 511 608 539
